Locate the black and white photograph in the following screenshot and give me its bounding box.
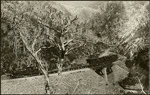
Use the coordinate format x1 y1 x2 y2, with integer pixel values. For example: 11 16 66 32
1 1 150 94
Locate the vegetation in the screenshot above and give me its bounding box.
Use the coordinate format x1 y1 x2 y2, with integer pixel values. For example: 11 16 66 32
1 1 149 94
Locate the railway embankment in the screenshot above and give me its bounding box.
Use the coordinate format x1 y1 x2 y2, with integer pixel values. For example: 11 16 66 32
1 64 128 94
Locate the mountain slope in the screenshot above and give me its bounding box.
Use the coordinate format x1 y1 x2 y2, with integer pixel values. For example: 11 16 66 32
55 1 102 21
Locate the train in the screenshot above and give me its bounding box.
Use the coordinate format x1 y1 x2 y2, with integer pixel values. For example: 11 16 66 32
86 53 118 76
49 53 118 76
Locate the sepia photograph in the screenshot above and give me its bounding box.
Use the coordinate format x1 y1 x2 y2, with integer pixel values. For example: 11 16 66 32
1 1 150 94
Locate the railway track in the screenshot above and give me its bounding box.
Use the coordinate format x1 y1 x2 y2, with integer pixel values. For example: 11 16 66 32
10 53 120 78
48 63 113 76
48 54 118 75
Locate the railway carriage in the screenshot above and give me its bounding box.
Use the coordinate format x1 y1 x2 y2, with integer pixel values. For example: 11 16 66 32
86 53 118 76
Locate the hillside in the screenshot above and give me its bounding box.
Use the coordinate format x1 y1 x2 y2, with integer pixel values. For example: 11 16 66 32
55 1 149 23
1 1 149 94
1 65 128 94
55 1 100 21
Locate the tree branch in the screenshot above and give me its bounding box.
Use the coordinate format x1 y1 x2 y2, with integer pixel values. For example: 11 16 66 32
35 46 53 55
62 28 77 36
62 28 69 36
136 76 146 94
64 39 73 47
64 15 78 29
62 15 78 35
19 30 54 94
65 42 83 55
32 30 43 53
36 17 60 33
19 30 46 73
19 31 33 53
48 36 62 51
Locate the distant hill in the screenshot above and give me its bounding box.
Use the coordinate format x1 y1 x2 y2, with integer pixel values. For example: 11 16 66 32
55 1 149 23
55 1 102 22
47 1 72 16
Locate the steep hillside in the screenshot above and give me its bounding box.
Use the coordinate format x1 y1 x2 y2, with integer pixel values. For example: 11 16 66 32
55 1 101 21
119 1 149 56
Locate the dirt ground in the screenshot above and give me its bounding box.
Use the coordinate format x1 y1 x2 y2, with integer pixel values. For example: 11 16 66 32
1 64 128 94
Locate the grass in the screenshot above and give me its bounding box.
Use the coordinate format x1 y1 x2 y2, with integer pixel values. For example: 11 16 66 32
1 64 128 94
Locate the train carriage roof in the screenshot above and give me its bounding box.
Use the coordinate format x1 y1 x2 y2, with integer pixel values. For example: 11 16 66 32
86 51 118 65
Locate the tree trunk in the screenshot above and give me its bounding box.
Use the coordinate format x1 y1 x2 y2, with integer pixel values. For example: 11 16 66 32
103 67 109 85
57 64 62 75
36 59 53 94
44 72 51 94
57 58 63 75
19 29 53 94
38 63 53 94
44 62 51 94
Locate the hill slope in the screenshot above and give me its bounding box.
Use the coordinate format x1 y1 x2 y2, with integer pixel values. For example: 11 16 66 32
1 65 128 94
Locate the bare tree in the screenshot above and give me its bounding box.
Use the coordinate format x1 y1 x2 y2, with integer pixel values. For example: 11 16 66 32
2 1 83 94
36 15 83 75
8 13 53 93
10 2 84 94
